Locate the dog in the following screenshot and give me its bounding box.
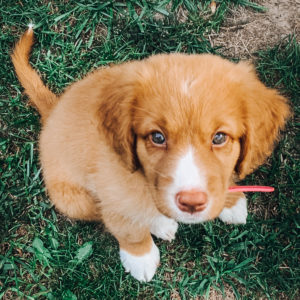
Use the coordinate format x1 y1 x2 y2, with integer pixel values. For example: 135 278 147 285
12 26 290 282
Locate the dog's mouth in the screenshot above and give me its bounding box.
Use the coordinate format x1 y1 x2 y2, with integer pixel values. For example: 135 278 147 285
173 206 212 224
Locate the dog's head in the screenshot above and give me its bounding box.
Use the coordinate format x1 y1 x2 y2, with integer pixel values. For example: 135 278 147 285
99 54 290 223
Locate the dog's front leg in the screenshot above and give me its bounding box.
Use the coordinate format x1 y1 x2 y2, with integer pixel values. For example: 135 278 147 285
218 191 248 224
150 213 178 241
103 213 159 282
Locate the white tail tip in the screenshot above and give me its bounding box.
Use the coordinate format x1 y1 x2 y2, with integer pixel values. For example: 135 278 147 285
28 23 34 31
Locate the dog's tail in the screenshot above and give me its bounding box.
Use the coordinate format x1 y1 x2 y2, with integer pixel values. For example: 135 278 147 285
11 25 58 121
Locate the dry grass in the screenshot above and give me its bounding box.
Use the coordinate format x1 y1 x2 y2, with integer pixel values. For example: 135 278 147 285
208 0 299 59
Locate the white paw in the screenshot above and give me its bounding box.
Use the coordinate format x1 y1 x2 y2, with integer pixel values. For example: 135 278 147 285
150 214 178 241
120 241 160 282
219 197 248 224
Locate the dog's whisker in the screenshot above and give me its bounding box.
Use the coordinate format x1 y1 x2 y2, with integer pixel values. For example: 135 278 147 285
144 166 170 180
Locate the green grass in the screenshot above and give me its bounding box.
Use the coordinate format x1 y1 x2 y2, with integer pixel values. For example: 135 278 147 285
0 1 299 299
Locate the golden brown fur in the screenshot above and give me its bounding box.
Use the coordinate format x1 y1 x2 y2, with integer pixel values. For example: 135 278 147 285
12 28 290 280
11 28 58 122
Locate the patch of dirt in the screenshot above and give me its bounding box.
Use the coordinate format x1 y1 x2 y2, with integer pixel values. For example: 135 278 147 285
208 0 299 59
208 284 236 300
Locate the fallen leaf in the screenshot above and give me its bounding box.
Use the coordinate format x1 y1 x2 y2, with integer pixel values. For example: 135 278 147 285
74 241 93 263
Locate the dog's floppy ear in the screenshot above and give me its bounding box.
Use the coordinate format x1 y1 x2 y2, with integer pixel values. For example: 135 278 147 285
236 63 291 179
98 64 140 172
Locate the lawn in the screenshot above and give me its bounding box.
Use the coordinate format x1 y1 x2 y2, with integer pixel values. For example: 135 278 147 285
0 1 299 299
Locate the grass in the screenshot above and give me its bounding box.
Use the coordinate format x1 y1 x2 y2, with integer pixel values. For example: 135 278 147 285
0 0 299 299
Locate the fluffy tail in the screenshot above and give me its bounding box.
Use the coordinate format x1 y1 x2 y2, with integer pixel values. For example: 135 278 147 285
11 25 58 121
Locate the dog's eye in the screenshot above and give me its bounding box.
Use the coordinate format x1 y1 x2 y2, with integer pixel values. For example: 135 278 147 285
212 132 227 146
150 132 166 145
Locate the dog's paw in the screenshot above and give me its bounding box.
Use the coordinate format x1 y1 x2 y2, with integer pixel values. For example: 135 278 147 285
219 196 248 224
120 241 160 282
150 214 178 241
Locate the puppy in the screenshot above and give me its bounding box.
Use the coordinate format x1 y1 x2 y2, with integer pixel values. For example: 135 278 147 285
12 27 290 282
